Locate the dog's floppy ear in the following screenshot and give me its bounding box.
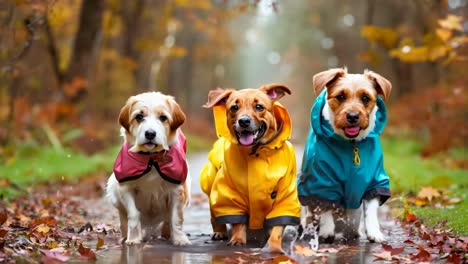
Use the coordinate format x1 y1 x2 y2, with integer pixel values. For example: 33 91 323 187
364 70 392 101
118 97 135 133
260 84 291 101
312 68 347 95
203 88 233 108
167 97 186 131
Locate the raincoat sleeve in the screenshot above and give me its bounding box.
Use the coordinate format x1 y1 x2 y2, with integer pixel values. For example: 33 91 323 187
199 138 224 196
265 142 301 226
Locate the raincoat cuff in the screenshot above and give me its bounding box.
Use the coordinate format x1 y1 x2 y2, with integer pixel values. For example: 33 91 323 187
215 215 248 224
298 195 342 209
363 188 391 206
265 216 300 227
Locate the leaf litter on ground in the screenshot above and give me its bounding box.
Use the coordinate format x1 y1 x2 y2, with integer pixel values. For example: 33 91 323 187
0 179 119 263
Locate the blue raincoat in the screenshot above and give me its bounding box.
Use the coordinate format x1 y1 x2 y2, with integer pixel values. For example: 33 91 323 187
297 90 390 209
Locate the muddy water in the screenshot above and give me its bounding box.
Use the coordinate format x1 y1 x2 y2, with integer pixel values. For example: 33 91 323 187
92 152 417 264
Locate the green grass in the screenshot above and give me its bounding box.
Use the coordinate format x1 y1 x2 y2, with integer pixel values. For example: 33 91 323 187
382 136 468 235
0 133 212 198
0 143 119 197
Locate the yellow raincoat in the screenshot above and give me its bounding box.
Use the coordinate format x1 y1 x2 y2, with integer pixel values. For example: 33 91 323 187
200 103 300 230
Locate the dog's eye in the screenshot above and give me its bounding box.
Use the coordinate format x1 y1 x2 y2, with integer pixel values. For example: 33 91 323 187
230 105 239 113
336 93 346 102
135 114 144 123
361 95 370 104
255 104 264 112
159 115 168 122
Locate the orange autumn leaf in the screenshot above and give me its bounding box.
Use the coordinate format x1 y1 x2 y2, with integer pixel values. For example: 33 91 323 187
417 187 441 202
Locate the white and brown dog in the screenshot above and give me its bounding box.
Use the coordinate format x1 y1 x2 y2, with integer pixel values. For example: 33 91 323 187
297 68 392 249
106 92 191 246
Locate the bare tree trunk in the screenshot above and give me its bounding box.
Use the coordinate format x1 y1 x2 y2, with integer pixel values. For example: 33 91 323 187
62 0 104 103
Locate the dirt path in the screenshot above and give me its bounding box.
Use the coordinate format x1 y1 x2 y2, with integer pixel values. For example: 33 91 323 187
1 151 465 263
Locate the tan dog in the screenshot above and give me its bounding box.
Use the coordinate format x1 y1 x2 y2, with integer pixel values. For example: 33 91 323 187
200 84 301 252
297 68 392 249
106 92 191 246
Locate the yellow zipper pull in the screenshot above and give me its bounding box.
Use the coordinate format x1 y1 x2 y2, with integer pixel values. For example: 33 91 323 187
353 146 360 166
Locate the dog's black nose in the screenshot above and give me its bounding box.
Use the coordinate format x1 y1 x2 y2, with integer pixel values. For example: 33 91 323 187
238 117 251 128
346 112 359 124
145 130 156 140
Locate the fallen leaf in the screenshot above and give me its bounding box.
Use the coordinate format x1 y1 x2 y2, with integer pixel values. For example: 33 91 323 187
96 236 104 250
382 244 405 255
78 244 96 260
417 187 441 202
373 251 392 261
36 224 51 234
411 246 432 262
294 244 316 256
0 208 6 226
0 229 7 238
404 239 415 244
405 211 418 222
41 249 71 262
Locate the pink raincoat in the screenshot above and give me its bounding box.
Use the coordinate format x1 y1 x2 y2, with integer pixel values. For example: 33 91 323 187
113 131 188 184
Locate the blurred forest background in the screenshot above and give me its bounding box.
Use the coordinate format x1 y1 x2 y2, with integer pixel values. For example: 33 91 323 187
0 0 466 178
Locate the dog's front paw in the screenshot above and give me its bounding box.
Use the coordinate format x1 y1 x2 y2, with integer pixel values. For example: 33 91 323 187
212 232 228 241
318 217 335 244
125 238 142 245
367 229 385 243
227 237 246 246
172 234 192 246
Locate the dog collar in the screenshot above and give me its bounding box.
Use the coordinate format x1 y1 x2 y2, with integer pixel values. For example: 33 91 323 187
113 132 188 184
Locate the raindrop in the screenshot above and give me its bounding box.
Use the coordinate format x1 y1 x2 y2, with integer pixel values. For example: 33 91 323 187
321 38 334 50
343 14 355 27
61 176 64 181
267 51 281 65
327 56 339 67
164 35 175 48
402 45 411 53
67 154 71 158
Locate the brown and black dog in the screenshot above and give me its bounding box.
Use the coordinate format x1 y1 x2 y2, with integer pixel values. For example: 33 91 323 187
200 84 301 252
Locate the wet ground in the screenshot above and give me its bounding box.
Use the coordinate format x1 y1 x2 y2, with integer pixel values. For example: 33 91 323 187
85 151 421 264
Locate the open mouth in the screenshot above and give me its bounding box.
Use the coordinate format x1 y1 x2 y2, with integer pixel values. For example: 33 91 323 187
344 126 360 138
143 142 158 150
236 122 267 146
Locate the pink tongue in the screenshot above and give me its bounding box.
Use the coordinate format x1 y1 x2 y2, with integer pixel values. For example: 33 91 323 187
345 127 360 136
239 133 255 146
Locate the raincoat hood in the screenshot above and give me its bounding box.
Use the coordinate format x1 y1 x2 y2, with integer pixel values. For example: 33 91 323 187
113 131 188 184
297 90 390 209
200 102 300 229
